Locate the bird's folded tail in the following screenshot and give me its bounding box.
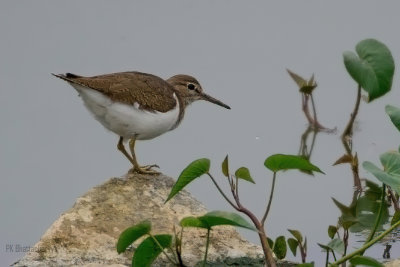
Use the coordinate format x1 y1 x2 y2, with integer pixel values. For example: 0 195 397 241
51 73 87 86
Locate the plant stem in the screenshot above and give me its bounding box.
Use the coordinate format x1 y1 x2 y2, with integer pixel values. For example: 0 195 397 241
261 172 277 227
301 240 307 263
207 173 239 210
310 94 318 125
325 249 329 267
233 203 276 267
343 229 348 257
309 127 318 156
340 84 363 189
388 188 400 211
208 172 276 267
310 94 326 129
235 176 239 201
342 84 362 138
331 217 400 266
174 227 185 267
302 94 315 126
332 250 337 261
149 233 177 265
340 138 361 190
363 184 386 248
202 229 211 267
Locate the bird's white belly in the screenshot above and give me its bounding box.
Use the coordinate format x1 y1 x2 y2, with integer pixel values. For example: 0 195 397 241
71 84 180 140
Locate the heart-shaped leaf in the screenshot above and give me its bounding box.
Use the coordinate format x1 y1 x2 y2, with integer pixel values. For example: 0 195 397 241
287 238 298 256
349 255 383 267
317 243 330 252
332 198 358 229
132 234 172 267
343 39 394 101
235 167 255 183
180 216 209 229
288 229 303 243
264 154 324 174
117 221 151 253
363 151 400 195
166 158 210 202
386 105 400 132
198 211 256 231
273 236 287 260
328 225 338 239
326 238 345 255
222 155 229 177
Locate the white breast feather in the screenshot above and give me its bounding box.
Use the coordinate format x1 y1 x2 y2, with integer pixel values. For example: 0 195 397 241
70 83 180 140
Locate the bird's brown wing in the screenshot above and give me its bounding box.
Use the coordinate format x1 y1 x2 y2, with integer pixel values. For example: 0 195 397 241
53 72 177 113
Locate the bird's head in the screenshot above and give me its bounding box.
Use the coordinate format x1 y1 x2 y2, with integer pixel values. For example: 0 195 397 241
167 74 230 109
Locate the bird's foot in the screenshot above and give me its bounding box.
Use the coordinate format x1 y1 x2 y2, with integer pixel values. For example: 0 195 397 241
129 164 160 175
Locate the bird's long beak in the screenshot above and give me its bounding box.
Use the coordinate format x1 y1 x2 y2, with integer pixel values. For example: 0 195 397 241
200 92 231 109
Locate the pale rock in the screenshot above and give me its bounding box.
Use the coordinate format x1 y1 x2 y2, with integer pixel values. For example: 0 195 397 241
12 173 294 267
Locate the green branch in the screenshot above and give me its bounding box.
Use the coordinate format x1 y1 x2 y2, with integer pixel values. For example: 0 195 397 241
332 217 400 266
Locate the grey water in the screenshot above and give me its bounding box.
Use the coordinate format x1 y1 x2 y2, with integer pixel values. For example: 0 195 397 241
1 1 400 266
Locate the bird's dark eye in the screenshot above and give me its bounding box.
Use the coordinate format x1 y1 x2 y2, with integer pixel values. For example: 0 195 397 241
187 83 195 90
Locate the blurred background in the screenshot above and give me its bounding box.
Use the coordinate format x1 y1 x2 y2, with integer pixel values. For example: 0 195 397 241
1 1 400 265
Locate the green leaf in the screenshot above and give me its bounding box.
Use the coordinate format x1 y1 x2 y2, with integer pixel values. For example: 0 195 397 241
391 211 400 226
343 39 394 101
287 68 307 88
235 167 255 183
332 198 358 227
326 238 345 254
350 187 389 233
267 237 274 249
132 234 172 267
386 105 400 132
304 237 307 253
264 154 324 174
297 263 314 267
381 151 400 174
180 216 209 229
198 211 256 231
363 151 400 195
287 69 317 94
222 155 229 177
328 225 337 239
288 229 303 243
317 243 330 252
365 180 382 194
273 236 287 260
349 255 383 267
165 158 210 202
287 238 298 256
116 221 151 254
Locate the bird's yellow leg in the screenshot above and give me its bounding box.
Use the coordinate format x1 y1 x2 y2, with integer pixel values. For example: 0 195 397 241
117 136 136 165
128 138 159 175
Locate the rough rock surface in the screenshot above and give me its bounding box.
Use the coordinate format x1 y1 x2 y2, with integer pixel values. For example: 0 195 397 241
12 173 274 267
385 259 400 267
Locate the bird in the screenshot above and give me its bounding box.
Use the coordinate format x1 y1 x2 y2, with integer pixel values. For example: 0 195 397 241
52 71 230 174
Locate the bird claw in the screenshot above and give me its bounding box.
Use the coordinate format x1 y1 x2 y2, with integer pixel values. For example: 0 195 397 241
143 164 160 170
129 164 160 175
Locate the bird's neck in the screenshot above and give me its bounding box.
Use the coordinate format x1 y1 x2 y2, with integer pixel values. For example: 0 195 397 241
170 93 186 130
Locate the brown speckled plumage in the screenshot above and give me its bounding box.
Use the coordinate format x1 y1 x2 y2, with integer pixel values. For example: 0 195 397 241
53 71 179 113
